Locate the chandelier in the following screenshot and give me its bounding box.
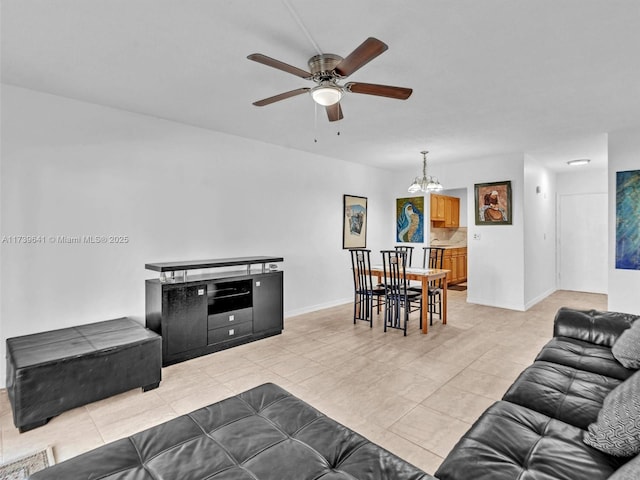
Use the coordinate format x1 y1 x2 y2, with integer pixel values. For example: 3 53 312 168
408 151 443 193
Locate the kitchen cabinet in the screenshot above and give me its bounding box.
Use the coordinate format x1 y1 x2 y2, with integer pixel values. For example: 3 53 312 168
442 247 467 285
431 194 460 227
445 196 460 227
430 194 446 221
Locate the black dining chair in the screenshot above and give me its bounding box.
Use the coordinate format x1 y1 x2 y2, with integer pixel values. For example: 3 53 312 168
380 250 422 336
349 249 385 327
412 247 445 325
396 244 420 291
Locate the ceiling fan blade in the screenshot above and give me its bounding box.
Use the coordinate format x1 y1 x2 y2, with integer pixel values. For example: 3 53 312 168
247 53 312 79
252 88 310 106
333 37 388 77
345 82 413 100
326 103 344 122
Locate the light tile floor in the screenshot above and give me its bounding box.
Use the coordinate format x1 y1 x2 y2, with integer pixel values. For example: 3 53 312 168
0 289 606 474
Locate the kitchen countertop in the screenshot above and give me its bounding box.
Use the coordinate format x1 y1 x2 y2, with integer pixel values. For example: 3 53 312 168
430 244 467 249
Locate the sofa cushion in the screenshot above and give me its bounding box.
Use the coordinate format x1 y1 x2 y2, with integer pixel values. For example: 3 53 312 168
536 337 635 381
553 308 638 347
31 383 434 480
584 370 640 457
609 454 640 480
435 401 622 480
612 320 640 369
502 360 621 430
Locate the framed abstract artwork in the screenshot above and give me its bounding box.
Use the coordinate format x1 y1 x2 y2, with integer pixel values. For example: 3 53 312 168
616 170 640 270
475 180 512 225
343 195 367 249
396 197 424 243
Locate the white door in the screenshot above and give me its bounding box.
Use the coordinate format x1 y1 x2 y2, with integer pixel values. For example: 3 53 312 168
558 193 607 293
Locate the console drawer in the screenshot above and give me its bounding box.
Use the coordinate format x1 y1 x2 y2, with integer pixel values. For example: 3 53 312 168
208 321 253 345
207 307 253 330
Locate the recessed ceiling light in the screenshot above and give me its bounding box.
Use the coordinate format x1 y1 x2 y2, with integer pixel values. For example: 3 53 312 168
567 159 591 166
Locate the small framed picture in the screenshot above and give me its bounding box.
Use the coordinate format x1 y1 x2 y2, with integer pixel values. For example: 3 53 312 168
475 181 512 225
343 195 368 249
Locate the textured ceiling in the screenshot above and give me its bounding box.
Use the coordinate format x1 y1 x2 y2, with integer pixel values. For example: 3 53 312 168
2 0 639 171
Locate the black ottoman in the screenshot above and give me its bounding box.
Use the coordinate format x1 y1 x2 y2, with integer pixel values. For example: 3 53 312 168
6 317 161 432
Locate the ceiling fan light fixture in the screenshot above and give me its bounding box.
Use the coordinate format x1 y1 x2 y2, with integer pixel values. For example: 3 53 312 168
310 83 343 106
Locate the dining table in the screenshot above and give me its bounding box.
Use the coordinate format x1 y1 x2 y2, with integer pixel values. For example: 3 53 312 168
369 265 450 334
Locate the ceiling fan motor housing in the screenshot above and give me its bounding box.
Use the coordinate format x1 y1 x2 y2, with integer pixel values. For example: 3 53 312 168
308 54 343 81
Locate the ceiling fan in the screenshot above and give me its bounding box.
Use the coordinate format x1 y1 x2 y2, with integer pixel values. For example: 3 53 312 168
247 37 413 122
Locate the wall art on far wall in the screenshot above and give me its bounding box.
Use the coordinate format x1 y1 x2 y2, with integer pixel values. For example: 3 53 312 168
616 170 640 270
343 195 368 249
396 196 424 243
474 180 512 225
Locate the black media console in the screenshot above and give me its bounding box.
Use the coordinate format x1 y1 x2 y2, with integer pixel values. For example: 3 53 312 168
145 256 284 366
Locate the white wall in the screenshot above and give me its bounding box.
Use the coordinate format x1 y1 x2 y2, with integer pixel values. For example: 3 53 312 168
608 128 640 314
0 85 394 386
557 168 608 195
523 156 557 308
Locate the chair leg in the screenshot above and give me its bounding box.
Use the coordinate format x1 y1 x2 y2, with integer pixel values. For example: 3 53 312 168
429 293 433 326
403 302 409 336
383 296 389 332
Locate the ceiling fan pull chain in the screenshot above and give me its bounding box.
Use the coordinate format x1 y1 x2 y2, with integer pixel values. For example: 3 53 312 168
314 101 318 143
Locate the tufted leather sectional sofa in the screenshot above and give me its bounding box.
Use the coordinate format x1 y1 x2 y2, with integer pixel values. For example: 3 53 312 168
435 307 639 480
32 382 435 480
29 307 639 480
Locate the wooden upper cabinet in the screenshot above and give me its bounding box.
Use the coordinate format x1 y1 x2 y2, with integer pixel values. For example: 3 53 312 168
431 194 459 227
430 194 446 221
445 196 460 228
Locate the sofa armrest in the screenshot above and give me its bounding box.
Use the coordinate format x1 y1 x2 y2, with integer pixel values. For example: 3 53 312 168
553 307 639 347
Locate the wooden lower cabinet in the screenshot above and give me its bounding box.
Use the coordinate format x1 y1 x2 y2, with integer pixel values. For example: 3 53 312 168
442 247 467 285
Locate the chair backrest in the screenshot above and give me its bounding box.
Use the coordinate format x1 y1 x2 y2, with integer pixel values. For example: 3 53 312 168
381 249 409 295
421 247 445 269
394 245 414 267
350 249 374 293
422 247 445 288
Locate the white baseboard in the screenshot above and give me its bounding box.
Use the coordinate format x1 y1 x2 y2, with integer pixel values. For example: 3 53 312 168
465 296 527 312
524 287 557 310
284 297 352 319
467 287 557 312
